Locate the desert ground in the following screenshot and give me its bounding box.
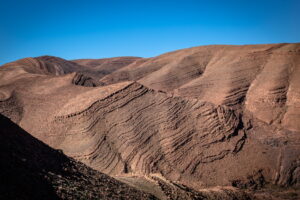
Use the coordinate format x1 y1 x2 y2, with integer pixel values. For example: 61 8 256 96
0 43 300 199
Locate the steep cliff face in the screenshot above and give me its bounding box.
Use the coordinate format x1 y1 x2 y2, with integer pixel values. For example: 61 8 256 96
1 43 300 199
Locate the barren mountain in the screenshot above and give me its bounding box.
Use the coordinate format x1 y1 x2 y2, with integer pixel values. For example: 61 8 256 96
0 43 299 199
0 114 156 200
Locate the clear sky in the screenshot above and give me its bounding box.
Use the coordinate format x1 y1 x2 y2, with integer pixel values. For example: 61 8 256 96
0 0 299 64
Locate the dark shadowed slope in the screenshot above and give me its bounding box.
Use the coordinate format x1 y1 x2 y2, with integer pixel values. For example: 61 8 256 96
0 114 156 200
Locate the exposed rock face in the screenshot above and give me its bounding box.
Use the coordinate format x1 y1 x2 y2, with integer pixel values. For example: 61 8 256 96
0 43 300 199
71 72 99 87
53 82 243 183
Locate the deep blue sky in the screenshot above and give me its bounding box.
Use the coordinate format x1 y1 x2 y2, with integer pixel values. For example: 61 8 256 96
0 0 299 64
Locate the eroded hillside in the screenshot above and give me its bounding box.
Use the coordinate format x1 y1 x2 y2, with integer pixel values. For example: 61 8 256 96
1 43 300 199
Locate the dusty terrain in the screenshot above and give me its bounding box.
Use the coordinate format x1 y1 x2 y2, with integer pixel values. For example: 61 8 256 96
0 43 300 199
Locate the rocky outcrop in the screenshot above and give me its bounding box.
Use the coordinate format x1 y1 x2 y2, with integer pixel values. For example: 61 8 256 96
71 72 99 87
53 82 242 177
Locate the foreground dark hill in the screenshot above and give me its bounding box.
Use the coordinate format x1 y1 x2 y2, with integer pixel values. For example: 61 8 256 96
0 114 156 200
0 43 300 199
